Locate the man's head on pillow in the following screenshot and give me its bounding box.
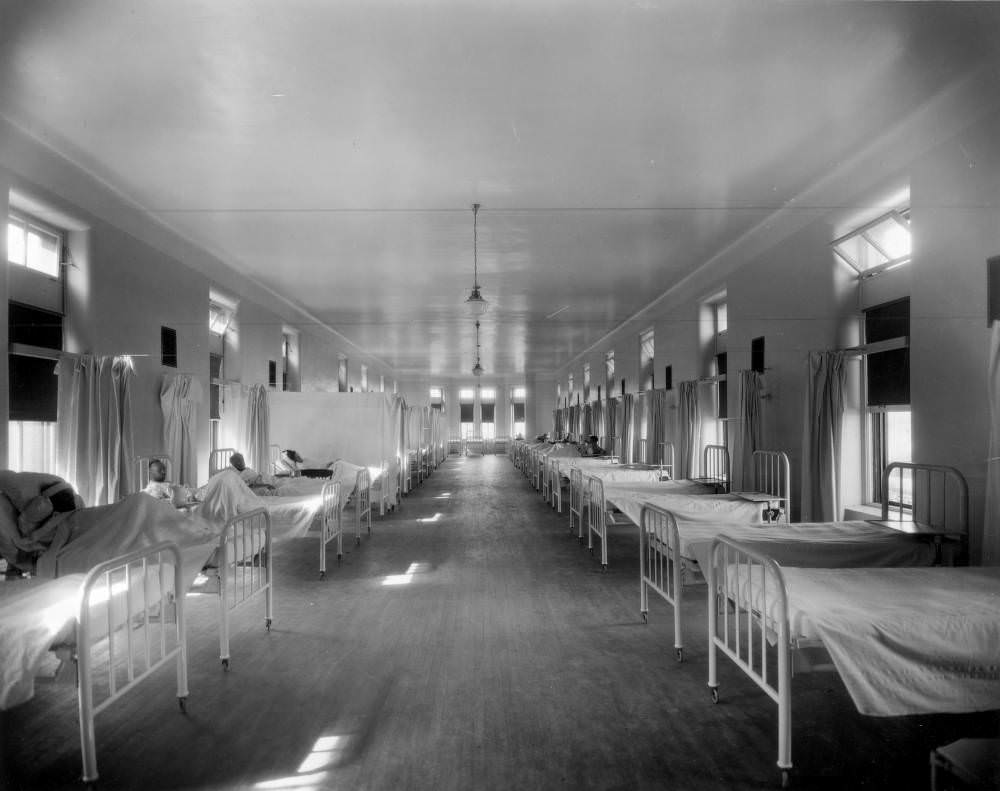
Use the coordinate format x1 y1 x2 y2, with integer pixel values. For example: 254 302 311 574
230 453 247 472
284 449 304 464
149 460 168 483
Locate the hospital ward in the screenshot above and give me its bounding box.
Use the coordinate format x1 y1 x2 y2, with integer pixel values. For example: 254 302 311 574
2 2 1000 790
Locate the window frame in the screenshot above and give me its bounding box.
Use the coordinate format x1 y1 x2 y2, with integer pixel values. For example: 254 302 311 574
7 211 64 280
832 208 911 278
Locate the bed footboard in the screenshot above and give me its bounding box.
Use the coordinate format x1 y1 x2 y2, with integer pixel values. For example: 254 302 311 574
569 468 584 535
354 468 372 544
707 536 793 786
638 505 684 660
77 541 188 785
586 475 608 565
319 481 342 579
218 508 273 669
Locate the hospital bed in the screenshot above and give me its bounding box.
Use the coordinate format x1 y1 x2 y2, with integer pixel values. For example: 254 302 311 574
701 463 973 784
560 443 675 530
135 454 173 490
0 542 188 787
707 536 991 785
585 444 748 564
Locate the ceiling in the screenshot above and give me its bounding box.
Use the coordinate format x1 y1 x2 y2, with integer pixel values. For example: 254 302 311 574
2 1 1000 379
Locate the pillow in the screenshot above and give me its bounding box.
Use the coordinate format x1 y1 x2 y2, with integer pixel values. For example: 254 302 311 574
0 492 20 565
17 495 54 537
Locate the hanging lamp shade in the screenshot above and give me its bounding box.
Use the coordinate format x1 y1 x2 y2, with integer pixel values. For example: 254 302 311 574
465 203 489 316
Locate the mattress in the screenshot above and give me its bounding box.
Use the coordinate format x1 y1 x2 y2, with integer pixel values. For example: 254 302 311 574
725 565 1000 716
605 486 762 527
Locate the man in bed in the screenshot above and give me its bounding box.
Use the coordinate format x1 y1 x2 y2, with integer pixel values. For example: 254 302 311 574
142 460 198 506
229 453 277 493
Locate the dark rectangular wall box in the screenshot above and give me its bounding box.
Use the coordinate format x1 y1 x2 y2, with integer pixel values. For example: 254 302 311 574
161 326 177 368
751 336 765 373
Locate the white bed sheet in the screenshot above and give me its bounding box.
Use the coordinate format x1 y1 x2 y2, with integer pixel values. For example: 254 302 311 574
605 485 761 527
728 565 1000 716
684 520 936 570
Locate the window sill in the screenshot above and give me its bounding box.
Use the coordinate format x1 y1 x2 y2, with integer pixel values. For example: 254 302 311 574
843 503 882 521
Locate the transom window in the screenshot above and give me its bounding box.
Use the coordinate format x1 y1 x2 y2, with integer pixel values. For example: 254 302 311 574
832 209 911 277
605 351 615 391
7 213 62 278
639 328 654 391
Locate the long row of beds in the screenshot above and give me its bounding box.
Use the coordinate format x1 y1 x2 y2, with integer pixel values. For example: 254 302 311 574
0 436 446 786
508 437 996 787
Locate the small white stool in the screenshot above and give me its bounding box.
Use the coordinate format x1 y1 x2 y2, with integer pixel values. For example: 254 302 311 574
930 738 1000 790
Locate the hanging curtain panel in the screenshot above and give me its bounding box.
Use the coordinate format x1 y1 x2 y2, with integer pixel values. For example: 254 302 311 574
632 392 648 463
801 351 846 522
621 394 635 464
245 384 271 477
677 381 700 480
57 354 136 505
160 373 203 488
649 389 667 464
983 324 1000 565
591 399 604 445
732 370 763 491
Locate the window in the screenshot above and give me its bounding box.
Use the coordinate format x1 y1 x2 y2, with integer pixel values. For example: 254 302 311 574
480 387 496 441
209 301 233 335
8 302 62 473
864 298 911 505
379 375 385 393
338 356 348 392
430 386 444 411
568 374 574 402
639 328 654 391
832 209 911 277
209 352 223 450
583 363 591 401
459 388 475 439
512 386 526 439
605 351 615 391
360 364 368 392
7 213 62 278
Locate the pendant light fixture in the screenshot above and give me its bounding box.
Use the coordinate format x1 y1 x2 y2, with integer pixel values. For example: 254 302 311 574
472 320 484 377
465 203 489 316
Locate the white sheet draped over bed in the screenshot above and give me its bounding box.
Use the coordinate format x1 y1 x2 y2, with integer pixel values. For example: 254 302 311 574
269 391 402 508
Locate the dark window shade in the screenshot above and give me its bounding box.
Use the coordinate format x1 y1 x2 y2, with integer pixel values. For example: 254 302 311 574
867 349 910 406
865 298 909 343
716 353 728 419
161 326 177 368
751 337 765 373
9 354 58 421
10 302 62 348
865 298 910 406
210 383 222 421
481 403 495 422
460 403 474 422
431 402 443 411
664 365 672 391
209 353 223 380
513 402 525 421
268 360 277 388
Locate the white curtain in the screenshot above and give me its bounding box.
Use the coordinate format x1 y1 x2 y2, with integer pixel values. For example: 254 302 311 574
648 389 668 465
245 384 270 476
677 381 700 480
983 324 1000 565
160 374 202 487
56 354 135 505
801 351 846 522
733 370 764 491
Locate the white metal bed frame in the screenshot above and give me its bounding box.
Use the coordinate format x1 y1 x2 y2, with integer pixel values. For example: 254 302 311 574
77 542 189 786
637 450 791 661
318 480 342 579
352 467 373 544
209 447 236 477
587 444 739 569
215 507 274 670
706 462 969 786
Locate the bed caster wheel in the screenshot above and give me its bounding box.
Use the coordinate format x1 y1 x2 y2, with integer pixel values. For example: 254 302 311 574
319 570 326 580
355 537 361 546
221 658 230 671
265 618 272 631
178 696 188 714
337 554 343 565
601 565 607 573
640 612 648 624
675 648 683 662
781 769 790 788
710 687 719 704
84 781 97 791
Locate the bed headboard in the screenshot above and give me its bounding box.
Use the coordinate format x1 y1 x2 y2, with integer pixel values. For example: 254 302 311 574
751 450 791 521
881 462 969 536
702 445 730 489
135 455 172 490
209 448 238 477
660 441 675 479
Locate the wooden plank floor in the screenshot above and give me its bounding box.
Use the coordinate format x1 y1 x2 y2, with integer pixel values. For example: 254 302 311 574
3 454 997 790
